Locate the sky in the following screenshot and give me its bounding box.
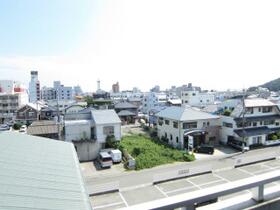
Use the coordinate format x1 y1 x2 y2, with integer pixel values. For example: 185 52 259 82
0 0 280 92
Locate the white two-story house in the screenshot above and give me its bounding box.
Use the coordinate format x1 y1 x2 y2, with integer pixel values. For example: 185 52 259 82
156 106 220 150
220 98 280 150
64 109 121 161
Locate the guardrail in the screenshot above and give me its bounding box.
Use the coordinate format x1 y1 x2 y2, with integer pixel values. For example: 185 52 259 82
122 170 280 210
87 181 119 196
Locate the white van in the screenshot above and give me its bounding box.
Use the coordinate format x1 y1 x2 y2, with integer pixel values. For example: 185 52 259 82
98 152 113 168
108 149 122 163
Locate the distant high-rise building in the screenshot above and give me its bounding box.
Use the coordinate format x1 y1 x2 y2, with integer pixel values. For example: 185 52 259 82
150 85 160 93
112 82 120 93
29 71 40 103
41 81 73 101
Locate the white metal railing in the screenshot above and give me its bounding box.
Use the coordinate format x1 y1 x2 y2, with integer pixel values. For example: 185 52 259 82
121 170 280 210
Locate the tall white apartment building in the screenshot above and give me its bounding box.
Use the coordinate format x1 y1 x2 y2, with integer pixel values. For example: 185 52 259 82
142 92 168 114
28 71 40 103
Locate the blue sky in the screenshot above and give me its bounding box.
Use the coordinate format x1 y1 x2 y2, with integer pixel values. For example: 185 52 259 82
0 0 95 56
0 0 279 92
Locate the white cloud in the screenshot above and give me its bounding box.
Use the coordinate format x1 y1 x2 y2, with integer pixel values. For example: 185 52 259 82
1 0 280 92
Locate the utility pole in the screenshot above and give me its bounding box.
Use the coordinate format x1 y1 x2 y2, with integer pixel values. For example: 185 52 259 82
241 89 246 152
56 88 61 140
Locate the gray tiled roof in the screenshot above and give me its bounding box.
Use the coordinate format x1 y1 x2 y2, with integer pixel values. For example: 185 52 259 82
91 109 121 124
234 126 271 137
156 106 219 121
0 132 91 210
117 110 136 116
114 102 137 109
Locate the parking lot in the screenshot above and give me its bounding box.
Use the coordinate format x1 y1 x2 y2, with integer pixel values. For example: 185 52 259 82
90 159 280 210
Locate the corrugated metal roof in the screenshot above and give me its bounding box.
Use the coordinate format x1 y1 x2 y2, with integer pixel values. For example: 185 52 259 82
156 106 219 121
91 110 121 125
0 132 92 210
27 120 60 135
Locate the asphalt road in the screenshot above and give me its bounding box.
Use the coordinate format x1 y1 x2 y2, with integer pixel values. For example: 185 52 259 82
84 146 280 191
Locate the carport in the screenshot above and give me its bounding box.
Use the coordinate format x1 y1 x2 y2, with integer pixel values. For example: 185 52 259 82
184 129 206 150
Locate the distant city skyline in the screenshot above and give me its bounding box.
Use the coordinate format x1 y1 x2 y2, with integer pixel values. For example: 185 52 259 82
1 0 280 92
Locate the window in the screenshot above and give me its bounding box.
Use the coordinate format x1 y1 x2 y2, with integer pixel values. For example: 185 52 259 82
223 122 233 128
200 100 203 103
192 93 196 96
263 107 272 113
207 122 210 126
183 122 197 129
203 122 206 127
103 126 114 135
158 117 163 126
165 132 167 138
252 136 262 145
173 121 178 128
185 100 188 103
185 93 188 96
170 134 173 140
264 120 274 125
253 122 257 127
176 137 179 143
258 108 261 112
246 107 253 114
165 120 169 125
28 112 35 117
276 122 280 126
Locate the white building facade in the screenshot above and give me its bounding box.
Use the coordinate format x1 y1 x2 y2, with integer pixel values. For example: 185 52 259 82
181 89 215 107
142 92 168 114
156 106 220 150
28 71 40 103
220 98 280 149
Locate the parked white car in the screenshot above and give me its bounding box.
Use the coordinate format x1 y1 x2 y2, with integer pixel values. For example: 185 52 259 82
0 124 10 131
98 152 113 168
19 125 27 133
108 149 122 163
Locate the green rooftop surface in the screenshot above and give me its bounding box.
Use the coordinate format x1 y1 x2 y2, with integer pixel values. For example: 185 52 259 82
0 131 91 210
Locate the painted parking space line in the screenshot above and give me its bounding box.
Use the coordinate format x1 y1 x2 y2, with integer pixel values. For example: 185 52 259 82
236 167 256 176
187 179 202 189
94 202 124 209
213 173 231 183
155 185 168 197
164 184 197 195
119 192 129 207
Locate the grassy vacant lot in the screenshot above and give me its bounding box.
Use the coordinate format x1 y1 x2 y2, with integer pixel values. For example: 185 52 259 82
119 134 195 170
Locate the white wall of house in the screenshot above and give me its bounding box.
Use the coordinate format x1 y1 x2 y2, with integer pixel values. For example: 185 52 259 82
157 118 220 149
65 121 91 142
95 123 121 143
74 141 101 161
219 116 237 144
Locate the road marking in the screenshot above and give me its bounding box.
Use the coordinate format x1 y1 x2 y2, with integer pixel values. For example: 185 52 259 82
165 185 198 194
198 179 227 187
236 168 255 176
155 185 168 197
94 202 124 209
187 179 202 189
119 192 129 207
213 173 231 183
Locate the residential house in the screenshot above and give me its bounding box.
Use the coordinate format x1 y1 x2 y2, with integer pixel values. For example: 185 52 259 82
16 103 45 124
142 92 168 114
220 98 280 150
114 101 138 124
64 109 121 161
27 120 62 140
156 106 220 150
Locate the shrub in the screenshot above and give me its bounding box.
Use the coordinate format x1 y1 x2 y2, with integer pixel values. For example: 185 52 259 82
120 134 195 170
272 135 278 140
105 135 119 149
277 132 280 139
13 122 23 130
223 109 231 116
